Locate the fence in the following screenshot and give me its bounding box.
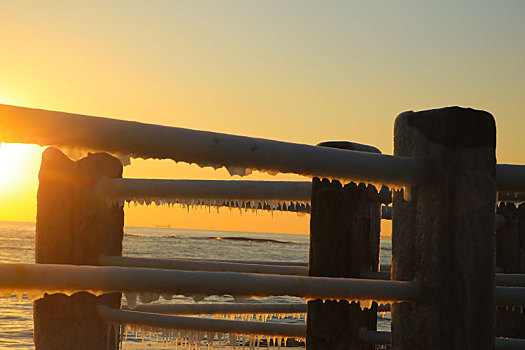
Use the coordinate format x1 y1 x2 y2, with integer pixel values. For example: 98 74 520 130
0 104 525 350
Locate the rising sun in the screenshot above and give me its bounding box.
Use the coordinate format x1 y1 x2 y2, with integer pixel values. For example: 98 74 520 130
0 143 39 189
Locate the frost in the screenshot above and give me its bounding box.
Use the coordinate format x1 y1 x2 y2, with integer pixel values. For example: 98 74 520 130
107 195 311 216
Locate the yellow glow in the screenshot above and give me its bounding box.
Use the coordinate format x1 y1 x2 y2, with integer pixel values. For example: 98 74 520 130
0 143 42 223
0 143 29 189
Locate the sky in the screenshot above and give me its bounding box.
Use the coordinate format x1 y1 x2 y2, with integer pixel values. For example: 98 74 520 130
0 1 523 234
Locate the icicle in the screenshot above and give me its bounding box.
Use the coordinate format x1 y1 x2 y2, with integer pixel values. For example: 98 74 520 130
25 290 45 301
359 300 373 310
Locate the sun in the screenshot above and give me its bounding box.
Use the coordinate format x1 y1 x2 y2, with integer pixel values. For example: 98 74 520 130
0 143 42 189
0 143 25 187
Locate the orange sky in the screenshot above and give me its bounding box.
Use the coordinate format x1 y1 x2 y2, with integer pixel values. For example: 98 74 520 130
0 2 523 234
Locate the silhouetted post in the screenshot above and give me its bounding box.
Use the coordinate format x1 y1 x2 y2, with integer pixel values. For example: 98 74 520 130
33 147 124 350
392 107 496 350
495 202 525 338
307 142 383 350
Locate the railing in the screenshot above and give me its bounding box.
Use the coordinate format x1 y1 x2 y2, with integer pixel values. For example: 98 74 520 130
0 104 524 350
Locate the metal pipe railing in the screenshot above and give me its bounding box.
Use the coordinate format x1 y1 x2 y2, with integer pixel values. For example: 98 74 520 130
0 263 421 302
496 164 525 192
99 255 309 276
99 308 525 348
495 286 525 306
357 330 525 349
123 303 306 315
99 306 306 338
1 105 524 191
99 178 312 202
0 104 426 187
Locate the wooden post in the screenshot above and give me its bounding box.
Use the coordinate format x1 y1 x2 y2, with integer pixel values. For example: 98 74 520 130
33 147 124 350
392 107 496 350
495 201 525 338
307 142 382 350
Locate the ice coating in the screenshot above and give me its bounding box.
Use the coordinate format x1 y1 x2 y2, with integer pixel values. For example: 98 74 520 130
0 263 421 304
0 104 427 188
120 324 303 350
56 144 131 165
110 197 312 215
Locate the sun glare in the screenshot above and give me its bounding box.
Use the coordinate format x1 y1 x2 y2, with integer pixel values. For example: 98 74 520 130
0 143 36 188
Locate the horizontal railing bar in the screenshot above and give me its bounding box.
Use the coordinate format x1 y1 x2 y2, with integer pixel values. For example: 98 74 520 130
496 164 525 192
100 178 393 206
166 258 308 267
498 191 525 202
357 330 525 348
0 263 420 302
99 255 309 276
0 104 425 186
495 286 525 306
495 274 525 287
105 308 525 348
123 303 307 315
495 337 525 350
361 271 525 288
2 105 522 190
104 258 522 289
125 302 392 315
384 265 502 274
363 271 525 288
98 306 306 338
99 178 312 202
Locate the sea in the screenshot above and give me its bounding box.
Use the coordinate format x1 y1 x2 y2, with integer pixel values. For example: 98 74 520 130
0 221 392 349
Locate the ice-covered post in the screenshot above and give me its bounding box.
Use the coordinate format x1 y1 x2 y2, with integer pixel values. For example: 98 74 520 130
495 202 525 338
307 141 383 350
33 147 124 350
392 107 496 350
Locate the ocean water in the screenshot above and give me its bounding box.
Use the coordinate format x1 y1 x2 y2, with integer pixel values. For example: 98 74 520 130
0 221 392 349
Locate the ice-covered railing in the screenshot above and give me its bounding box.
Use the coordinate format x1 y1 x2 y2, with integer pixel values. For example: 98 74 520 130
0 103 425 187
98 255 310 276
99 178 313 213
0 263 420 305
123 302 307 316
3 263 523 307
2 104 525 191
98 255 525 288
98 305 525 350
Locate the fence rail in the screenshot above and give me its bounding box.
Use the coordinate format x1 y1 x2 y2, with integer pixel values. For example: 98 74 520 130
99 306 306 338
99 178 312 202
99 255 310 276
0 104 426 186
123 302 307 315
0 263 421 302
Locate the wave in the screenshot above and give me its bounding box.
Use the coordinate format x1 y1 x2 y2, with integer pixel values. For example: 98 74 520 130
124 232 304 245
206 236 302 244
